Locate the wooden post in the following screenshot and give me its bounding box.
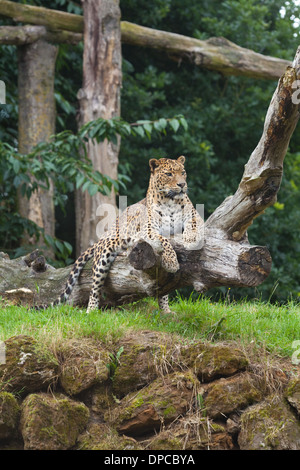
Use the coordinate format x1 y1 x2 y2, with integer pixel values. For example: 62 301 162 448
18 39 58 251
75 0 122 256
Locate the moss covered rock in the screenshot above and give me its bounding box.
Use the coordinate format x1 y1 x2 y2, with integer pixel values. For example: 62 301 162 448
0 392 20 440
238 395 300 450
112 330 178 398
148 415 234 450
77 423 143 450
108 370 199 436
0 335 59 395
81 383 115 416
181 341 248 382
203 372 263 419
285 377 300 414
20 392 89 450
58 338 110 396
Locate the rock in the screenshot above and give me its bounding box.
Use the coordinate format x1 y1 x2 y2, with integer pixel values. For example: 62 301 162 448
0 392 20 440
285 377 300 414
238 395 300 450
108 370 199 436
0 335 59 395
20 392 89 450
148 414 234 450
81 383 115 416
181 341 248 382
203 372 263 419
77 423 143 450
112 330 177 398
58 338 110 396
226 415 241 435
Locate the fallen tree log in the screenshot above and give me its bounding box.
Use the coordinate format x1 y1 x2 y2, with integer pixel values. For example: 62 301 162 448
0 0 291 80
0 237 271 308
0 48 299 309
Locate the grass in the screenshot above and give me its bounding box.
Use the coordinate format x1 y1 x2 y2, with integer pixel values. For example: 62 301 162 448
1 294 300 361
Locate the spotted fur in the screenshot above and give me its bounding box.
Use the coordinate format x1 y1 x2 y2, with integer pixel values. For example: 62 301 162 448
41 156 203 313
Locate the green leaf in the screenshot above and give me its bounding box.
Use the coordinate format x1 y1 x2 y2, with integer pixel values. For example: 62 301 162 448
12 158 20 173
169 118 180 133
55 240 65 254
63 241 73 255
134 126 145 138
76 172 86 189
179 117 188 131
88 183 99 196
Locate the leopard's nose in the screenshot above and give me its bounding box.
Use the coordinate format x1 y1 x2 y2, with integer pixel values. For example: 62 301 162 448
177 182 185 188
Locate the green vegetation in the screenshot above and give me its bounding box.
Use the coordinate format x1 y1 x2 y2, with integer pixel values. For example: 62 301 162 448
1 295 300 359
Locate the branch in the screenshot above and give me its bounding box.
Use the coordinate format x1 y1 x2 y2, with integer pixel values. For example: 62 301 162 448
206 47 300 240
0 0 291 80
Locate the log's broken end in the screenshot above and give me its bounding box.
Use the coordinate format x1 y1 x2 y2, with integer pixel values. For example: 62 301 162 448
238 246 272 287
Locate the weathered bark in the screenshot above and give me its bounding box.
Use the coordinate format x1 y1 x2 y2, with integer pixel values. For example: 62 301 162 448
0 25 82 45
0 240 272 308
0 0 291 81
1 47 298 308
75 0 122 256
18 39 58 252
0 0 83 33
120 22 290 81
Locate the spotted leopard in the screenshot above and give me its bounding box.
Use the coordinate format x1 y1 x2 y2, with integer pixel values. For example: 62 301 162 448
40 156 203 313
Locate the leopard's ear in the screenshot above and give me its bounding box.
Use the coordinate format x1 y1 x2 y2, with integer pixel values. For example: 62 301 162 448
177 155 186 165
149 158 160 173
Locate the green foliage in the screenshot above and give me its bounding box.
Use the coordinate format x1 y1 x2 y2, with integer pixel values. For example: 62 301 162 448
0 114 186 257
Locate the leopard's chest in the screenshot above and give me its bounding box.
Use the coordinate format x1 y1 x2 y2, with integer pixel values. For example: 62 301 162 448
152 202 184 237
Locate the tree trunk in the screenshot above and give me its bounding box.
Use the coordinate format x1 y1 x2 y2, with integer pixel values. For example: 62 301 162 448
75 0 122 256
0 0 291 81
2 47 299 309
17 39 58 253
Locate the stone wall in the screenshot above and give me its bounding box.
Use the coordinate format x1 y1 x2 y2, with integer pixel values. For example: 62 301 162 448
0 331 300 450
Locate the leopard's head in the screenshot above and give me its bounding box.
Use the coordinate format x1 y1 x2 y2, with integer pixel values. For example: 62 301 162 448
149 156 187 199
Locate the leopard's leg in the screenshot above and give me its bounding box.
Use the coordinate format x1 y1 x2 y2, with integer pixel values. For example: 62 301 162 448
153 235 179 273
87 241 118 313
158 294 171 314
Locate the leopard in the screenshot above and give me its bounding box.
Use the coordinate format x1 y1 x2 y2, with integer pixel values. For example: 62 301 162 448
39 156 203 314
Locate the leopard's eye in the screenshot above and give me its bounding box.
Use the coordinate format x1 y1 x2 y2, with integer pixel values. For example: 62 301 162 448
165 172 173 177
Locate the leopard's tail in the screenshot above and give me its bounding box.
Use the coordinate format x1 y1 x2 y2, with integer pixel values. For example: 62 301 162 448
34 245 95 310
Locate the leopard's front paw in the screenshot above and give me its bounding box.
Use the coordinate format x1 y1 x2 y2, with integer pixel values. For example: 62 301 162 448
161 252 179 273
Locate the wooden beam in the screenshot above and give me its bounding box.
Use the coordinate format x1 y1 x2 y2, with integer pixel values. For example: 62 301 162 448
120 21 290 81
0 25 82 45
0 0 83 32
0 0 291 80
